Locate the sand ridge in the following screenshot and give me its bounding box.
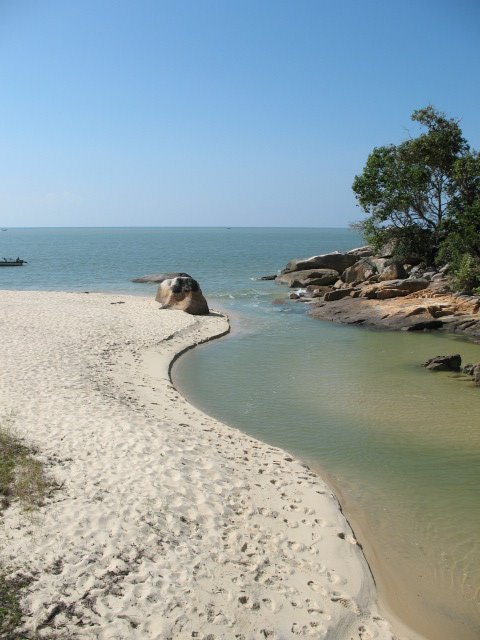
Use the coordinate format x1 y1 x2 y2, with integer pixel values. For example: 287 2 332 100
0 290 397 639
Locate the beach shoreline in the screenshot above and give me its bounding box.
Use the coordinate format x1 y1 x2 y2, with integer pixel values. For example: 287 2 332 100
1 290 400 639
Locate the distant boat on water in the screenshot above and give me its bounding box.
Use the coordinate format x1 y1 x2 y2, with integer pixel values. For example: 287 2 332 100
1 228 7 231
0 257 27 266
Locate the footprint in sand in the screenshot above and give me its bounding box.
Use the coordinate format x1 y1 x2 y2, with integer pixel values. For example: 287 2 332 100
330 592 361 614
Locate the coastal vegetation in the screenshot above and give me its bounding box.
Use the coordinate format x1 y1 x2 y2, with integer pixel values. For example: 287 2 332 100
0 413 50 638
352 106 480 293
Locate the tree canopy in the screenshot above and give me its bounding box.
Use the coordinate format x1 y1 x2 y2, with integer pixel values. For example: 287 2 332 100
352 106 480 291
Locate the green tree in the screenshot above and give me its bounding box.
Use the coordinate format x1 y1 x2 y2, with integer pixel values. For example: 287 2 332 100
352 106 470 263
438 151 480 292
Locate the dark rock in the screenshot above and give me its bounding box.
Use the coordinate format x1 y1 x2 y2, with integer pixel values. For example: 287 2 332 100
324 288 356 302
155 276 209 315
258 274 277 281
463 363 476 375
406 320 444 331
276 269 339 288
133 272 191 283
282 252 357 274
474 366 480 386
424 354 462 371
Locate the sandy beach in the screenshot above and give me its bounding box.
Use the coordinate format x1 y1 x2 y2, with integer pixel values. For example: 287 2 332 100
0 290 398 639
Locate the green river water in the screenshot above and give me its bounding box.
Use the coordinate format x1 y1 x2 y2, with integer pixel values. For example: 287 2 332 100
175 303 480 640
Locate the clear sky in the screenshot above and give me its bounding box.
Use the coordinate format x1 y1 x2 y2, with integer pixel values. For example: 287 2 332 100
1 0 479 227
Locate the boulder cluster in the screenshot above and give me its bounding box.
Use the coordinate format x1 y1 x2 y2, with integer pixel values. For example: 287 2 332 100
275 245 448 301
272 246 480 336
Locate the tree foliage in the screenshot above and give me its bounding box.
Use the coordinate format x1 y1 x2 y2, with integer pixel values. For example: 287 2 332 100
352 107 480 290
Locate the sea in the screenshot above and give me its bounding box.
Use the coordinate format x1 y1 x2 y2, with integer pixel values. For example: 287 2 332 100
1 227 479 640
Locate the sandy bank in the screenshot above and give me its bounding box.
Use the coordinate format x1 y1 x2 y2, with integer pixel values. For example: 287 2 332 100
0 290 398 639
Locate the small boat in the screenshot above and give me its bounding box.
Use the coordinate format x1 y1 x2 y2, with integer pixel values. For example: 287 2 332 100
0 257 27 266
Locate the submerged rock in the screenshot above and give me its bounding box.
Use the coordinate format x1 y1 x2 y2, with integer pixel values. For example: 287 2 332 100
155 276 209 315
133 272 191 283
282 252 357 274
276 269 339 288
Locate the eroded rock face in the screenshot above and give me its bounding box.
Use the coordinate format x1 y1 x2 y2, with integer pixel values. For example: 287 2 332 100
324 288 356 302
282 252 357 274
276 269 339 288
360 279 430 299
155 276 209 315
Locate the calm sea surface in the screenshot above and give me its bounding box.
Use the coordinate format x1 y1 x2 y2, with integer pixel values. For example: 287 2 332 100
1 227 479 640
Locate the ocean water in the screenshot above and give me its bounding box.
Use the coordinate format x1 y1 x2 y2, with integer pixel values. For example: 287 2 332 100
2 227 479 639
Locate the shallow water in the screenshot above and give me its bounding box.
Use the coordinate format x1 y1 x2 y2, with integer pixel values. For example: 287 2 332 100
175 305 480 640
2 226 479 639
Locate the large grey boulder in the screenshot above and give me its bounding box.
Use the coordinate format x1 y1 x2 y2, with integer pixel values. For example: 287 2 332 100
276 269 339 288
155 276 209 315
133 272 191 283
347 245 375 258
282 252 357 274
342 258 378 283
378 262 407 281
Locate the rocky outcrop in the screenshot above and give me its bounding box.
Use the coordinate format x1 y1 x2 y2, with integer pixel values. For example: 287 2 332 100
274 245 480 339
360 279 430 299
282 251 358 274
133 272 191 283
155 276 209 315
276 269 339 288
424 354 462 371
309 290 480 335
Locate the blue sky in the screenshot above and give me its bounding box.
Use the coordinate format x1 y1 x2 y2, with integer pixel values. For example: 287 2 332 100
0 0 479 227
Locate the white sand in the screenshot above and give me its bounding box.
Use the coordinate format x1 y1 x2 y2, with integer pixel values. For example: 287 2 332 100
0 290 398 639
